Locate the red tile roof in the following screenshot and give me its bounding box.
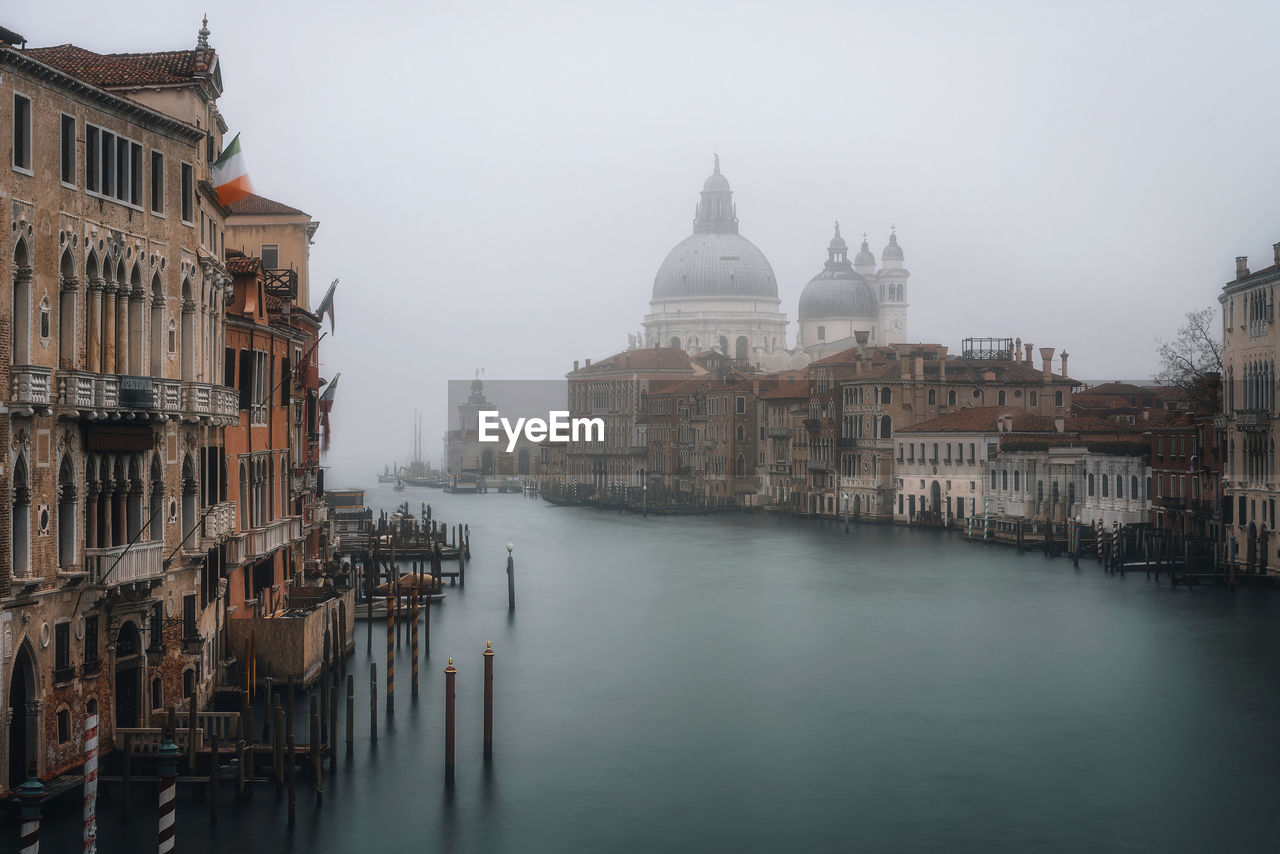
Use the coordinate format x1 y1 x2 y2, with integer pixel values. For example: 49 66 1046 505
24 44 214 87
224 249 260 276
226 193 309 217
570 347 695 375
899 406 1059 434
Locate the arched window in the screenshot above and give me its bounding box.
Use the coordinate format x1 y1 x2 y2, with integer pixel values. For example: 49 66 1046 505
12 238 32 364
181 454 196 537
1101 475 1109 497
240 461 250 529
736 425 745 442
735 336 749 363
880 415 892 439
998 390 1007 406
1131 475 1138 499
1014 471 1020 491
669 337 680 350
990 469 997 489
150 273 164 376
881 387 892 405
1116 476 1124 499
1088 473 1095 496
928 389 936 405
1002 469 1008 490
948 390 957 405
735 454 745 477
180 278 195 381
149 454 164 541
59 249 77 369
57 455 77 569
128 264 143 373
12 455 31 577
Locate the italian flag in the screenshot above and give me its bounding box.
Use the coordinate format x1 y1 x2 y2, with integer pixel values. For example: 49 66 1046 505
212 133 252 206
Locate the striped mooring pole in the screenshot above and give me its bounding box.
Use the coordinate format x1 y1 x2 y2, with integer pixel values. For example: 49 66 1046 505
83 712 99 854
17 771 44 854
157 738 179 854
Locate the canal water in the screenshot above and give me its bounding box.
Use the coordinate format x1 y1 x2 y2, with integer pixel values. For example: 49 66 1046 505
33 480 1280 853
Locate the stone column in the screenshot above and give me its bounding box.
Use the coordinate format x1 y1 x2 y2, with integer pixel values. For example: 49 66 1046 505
86 279 104 373
101 483 114 549
102 284 118 378
86 488 98 551
117 287 130 375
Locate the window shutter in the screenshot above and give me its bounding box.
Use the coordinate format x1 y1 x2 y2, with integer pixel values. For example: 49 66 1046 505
238 349 252 410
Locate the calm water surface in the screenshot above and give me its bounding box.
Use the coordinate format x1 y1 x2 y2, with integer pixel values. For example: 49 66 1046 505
33 482 1280 853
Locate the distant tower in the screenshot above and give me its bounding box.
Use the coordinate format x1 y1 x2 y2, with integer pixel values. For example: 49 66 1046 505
877 229 909 344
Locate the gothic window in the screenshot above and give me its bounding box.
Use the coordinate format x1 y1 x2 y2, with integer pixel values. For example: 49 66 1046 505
928 389 936 405
948 390 957 405
39 297 51 340
12 455 31 577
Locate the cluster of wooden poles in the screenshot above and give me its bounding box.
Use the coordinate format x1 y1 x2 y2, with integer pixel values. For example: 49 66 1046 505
12 623 501 852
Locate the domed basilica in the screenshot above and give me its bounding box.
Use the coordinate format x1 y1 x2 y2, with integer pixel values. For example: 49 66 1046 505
638 157 910 370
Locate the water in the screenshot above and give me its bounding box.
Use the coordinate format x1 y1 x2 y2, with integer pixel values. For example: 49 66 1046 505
31 484 1280 852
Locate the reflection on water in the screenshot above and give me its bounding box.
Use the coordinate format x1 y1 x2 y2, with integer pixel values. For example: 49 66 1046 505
36 481 1280 853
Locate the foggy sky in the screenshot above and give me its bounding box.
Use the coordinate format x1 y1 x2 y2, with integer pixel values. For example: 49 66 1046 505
14 1 1280 479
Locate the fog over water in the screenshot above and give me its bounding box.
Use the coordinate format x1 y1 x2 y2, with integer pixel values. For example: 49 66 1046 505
17 0 1280 469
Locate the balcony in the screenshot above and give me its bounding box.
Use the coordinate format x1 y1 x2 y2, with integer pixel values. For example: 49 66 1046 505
767 462 791 475
263 268 298 301
1160 497 1187 511
767 426 790 439
807 459 830 472
84 541 166 586
1212 414 1229 430
1236 410 1270 432
628 444 649 456
10 365 52 410
230 516 303 565
200 501 237 545
56 372 236 424
837 437 857 449
803 418 821 432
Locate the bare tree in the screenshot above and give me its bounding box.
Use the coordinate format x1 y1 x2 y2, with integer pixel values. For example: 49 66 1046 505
1154 307 1222 413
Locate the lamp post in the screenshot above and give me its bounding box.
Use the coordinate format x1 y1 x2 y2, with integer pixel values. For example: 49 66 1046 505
641 467 647 518
842 492 849 534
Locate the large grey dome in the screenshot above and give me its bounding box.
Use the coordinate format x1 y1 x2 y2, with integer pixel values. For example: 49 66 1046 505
653 232 778 300
798 223 878 319
652 156 778 301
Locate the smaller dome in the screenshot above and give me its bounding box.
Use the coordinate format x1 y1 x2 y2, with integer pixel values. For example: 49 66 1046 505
854 237 876 269
798 276 877 320
703 172 730 192
882 231 904 261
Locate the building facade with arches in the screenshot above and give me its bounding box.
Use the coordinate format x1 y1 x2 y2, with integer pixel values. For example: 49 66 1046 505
0 26 242 793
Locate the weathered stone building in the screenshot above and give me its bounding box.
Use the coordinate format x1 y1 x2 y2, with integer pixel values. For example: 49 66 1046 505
1 24 237 791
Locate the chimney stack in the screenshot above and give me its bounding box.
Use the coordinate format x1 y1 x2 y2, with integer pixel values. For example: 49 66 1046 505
1237 256 1250 280
914 354 924 379
854 330 870 347
1055 416 1065 433
1040 347 1055 381
1059 351 1069 379
1014 337 1022 362
939 346 948 381
1025 342 1034 364
574 360 580 372
1274 243 1280 268
585 358 591 367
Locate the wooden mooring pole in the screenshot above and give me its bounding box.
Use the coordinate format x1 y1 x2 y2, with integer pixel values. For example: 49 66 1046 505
483 642 495 762
370 663 378 743
386 581 395 715
444 658 458 785
346 674 354 752
411 588 420 698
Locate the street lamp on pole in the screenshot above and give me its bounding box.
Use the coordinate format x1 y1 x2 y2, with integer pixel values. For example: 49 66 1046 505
843 492 850 534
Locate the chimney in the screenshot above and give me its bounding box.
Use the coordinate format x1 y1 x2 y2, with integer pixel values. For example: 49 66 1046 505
938 346 948 381
914 354 924 379
585 358 591 367
1059 351 1069 379
1274 243 1280 268
1039 347 1054 381
1055 416 1065 433
574 360 580 372
1024 342 1034 363
1014 337 1022 362
854 330 870 347
1237 256 1250 280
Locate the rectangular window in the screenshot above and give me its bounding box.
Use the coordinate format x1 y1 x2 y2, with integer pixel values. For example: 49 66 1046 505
224 347 236 389
736 396 745 415
151 150 165 213
86 126 100 192
1055 391 1064 407
12 93 32 171
238 348 252 409
60 114 76 184
130 142 143 205
817 325 826 341
84 615 99 670
181 162 194 223
183 593 197 639
281 357 291 406
261 244 279 269
115 136 128 201
55 622 71 669
100 129 116 197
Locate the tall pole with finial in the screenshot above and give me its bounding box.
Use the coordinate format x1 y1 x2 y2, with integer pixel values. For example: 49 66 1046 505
506 541 515 611
483 642 495 762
